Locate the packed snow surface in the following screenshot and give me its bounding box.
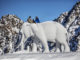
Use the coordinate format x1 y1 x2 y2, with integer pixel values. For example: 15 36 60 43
0 52 80 60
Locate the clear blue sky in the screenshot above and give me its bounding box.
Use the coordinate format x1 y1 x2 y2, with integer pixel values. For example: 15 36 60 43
0 0 79 22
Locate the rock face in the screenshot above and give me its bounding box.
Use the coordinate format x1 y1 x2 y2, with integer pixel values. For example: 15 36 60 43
55 2 80 51
0 15 23 54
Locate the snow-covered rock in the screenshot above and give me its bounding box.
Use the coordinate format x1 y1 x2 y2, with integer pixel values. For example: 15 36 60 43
55 2 80 52
0 14 23 54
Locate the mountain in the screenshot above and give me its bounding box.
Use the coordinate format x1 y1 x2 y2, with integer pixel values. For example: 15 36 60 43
0 14 23 54
55 2 80 51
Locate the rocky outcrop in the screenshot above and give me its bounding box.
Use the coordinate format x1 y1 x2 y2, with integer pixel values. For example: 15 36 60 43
55 2 80 51
0 15 23 54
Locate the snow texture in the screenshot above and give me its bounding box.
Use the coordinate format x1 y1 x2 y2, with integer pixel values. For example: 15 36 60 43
0 52 80 60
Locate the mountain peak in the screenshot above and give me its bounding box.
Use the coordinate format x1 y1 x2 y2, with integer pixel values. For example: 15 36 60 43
55 1 80 51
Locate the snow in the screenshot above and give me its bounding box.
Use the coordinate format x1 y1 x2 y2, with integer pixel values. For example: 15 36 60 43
0 52 80 60
12 27 19 33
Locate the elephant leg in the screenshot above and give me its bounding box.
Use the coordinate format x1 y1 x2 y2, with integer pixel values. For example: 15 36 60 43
36 34 49 53
58 43 64 52
21 34 25 51
55 42 61 52
59 38 70 52
57 34 70 52
26 46 30 52
58 43 62 52
61 36 70 52
42 40 49 53
9 40 13 53
61 44 65 52
62 42 70 52
32 43 37 53
34 25 49 53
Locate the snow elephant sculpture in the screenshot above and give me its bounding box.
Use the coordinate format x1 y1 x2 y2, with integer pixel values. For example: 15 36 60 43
20 21 70 53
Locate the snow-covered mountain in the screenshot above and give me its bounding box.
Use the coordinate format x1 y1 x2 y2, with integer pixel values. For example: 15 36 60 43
55 2 80 51
0 15 23 54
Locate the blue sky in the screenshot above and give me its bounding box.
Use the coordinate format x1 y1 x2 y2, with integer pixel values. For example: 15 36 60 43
0 0 79 22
